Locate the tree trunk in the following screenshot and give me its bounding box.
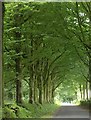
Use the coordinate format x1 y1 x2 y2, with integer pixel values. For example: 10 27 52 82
43 58 49 103
14 32 22 104
89 57 91 99
46 82 49 103
83 84 85 100
39 81 43 104
51 82 55 103
43 84 46 103
29 39 34 104
0 2 3 108
86 81 88 100
15 57 22 104
34 74 38 103
13 4 23 104
39 60 43 104
48 76 52 103
51 89 54 103
29 64 34 104
79 84 82 100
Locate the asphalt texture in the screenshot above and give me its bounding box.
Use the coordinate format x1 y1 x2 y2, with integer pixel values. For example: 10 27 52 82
51 105 91 120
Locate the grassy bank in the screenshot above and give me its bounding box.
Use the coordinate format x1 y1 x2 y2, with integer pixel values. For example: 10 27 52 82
80 99 91 112
3 102 60 118
80 99 91 107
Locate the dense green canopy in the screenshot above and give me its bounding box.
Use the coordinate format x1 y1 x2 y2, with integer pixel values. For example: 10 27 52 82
3 2 91 106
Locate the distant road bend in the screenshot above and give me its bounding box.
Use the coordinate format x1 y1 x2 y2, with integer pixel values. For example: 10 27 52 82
52 103 91 120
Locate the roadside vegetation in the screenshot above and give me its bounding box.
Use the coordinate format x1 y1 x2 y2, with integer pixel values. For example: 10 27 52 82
3 102 59 118
80 99 91 107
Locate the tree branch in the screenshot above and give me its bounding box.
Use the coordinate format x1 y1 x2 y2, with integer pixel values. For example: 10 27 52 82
75 46 89 67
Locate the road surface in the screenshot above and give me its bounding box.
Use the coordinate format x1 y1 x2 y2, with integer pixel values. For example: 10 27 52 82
52 104 91 120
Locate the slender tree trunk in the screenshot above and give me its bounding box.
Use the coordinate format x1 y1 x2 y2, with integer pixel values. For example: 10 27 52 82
89 57 91 99
39 43 44 104
39 80 43 104
29 39 34 104
15 58 22 104
39 81 43 104
79 84 82 100
43 58 49 103
43 84 46 103
29 64 34 104
0 2 3 109
48 76 52 103
51 72 55 103
51 88 54 103
35 61 40 103
46 81 49 103
14 32 22 104
34 73 38 103
13 4 23 104
14 30 22 104
83 84 85 100
86 81 88 100
89 7 91 111
39 60 43 104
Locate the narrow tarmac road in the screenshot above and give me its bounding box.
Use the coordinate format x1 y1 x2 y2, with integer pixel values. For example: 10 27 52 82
52 105 91 120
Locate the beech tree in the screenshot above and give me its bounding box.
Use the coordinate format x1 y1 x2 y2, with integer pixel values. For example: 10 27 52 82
3 2 91 106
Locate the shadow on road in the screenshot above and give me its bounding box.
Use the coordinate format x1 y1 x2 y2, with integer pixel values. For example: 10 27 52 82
52 105 91 120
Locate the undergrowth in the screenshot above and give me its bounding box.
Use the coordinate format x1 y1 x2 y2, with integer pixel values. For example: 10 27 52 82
3 101 59 118
80 99 91 107
80 99 91 111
